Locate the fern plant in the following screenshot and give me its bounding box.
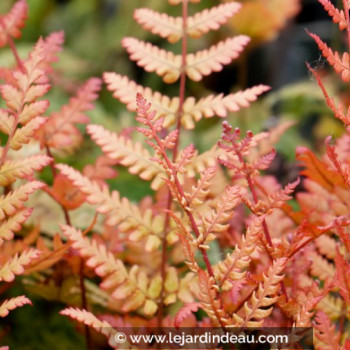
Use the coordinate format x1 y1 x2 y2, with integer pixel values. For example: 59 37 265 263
2 0 350 349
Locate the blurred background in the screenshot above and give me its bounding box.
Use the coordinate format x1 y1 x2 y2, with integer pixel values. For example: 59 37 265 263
0 0 347 348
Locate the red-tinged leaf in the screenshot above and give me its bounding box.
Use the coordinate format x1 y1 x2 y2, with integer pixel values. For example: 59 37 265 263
10 116 47 150
0 110 15 135
0 0 28 48
83 156 118 182
0 154 52 186
38 78 102 151
308 31 350 81
19 100 50 124
175 144 196 172
314 311 341 350
335 249 350 305
174 302 201 328
163 130 178 149
318 0 347 31
296 146 346 191
24 84 50 104
52 173 86 210
0 85 21 111
0 296 31 317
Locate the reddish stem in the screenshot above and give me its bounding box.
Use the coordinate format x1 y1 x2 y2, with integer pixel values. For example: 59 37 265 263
158 0 189 327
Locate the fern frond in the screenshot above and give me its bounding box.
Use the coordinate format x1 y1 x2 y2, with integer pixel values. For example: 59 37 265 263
314 311 341 350
182 85 270 129
318 0 347 31
174 302 201 327
61 225 127 284
215 217 261 290
335 249 350 305
134 3 241 43
86 124 165 190
122 37 181 83
186 36 250 81
0 181 44 220
308 31 350 82
62 226 160 314
185 166 217 207
187 3 242 39
317 295 343 321
310 251 335 281
134 9 182 43
56 164 163 240
60 308 118 346
38 78 102 151
103 73 179 127
0 296 31 317
0 249 40 282
307 63 350 125
0 154 51 186
315 235 336 260
0 208 32 245
198 270 229 327
10 117 47 150
231 258 287 327
0 0 28 48
199 185 241 246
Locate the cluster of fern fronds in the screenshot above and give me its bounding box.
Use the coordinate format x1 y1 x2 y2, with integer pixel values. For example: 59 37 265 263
0 0 350 349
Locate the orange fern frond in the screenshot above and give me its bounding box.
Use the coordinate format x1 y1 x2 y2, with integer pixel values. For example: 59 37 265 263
314 311 341 350
38 78 102 151
186 36 250 82
103 73 179 127
335 249 350 305
307 63 350 125
0 0 28 48
0 296 31 317
215 217 262 290
198 269 229 327
231 258 287 327
182 85 270 128
308 31 350 82
122 37 181 84
87 124 165 190
318 0 347 31
0 249 40 282
0 181 44 220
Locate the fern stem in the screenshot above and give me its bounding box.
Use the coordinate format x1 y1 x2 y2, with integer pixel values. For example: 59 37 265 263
158 0 189 327
236 149 289 301
45 145 92 350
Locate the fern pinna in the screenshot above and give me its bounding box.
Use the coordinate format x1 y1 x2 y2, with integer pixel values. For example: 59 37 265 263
1 0 350 349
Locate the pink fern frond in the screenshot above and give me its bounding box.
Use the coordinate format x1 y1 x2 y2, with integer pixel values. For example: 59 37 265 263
0 0 28 48
318 0 347 31
0 296 32 317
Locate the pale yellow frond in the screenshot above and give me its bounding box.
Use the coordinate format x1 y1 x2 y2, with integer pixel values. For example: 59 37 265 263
122 37 181 83
0 154 51 186
60 308 119 348
0 296 32 317
0 249 40 282
310 251 335 281
317 295 344 321
134 9 182 43
0 181 44 220
186 36 250 82
103 73 179 127
10 116 47 150
182 85 270 128
87 124 165 190
0 208 32 245
187 2 241 39
56 165 164 249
